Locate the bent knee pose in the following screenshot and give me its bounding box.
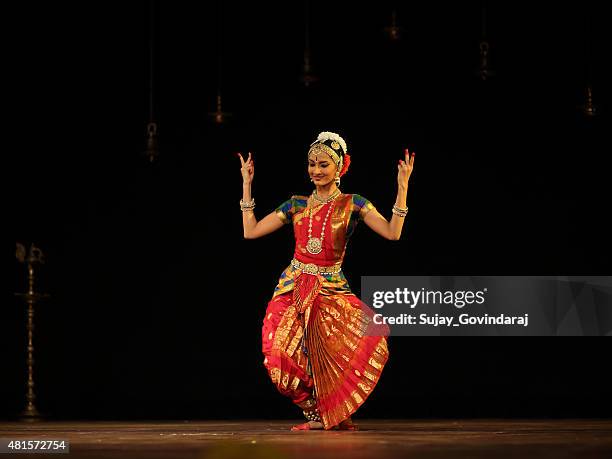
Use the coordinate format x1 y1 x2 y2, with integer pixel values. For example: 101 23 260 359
238 131 415 430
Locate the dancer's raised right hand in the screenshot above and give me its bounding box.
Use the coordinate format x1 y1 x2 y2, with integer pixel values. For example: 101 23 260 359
237 152 254 185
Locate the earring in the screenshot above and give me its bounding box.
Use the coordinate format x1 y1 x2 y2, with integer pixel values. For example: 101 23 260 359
335 171 340 186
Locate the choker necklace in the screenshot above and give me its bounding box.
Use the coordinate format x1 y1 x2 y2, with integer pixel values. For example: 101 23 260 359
306 191 340 255
312 188 341 204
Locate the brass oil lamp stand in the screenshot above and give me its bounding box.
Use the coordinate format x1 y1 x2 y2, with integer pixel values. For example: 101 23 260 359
15 243 49 422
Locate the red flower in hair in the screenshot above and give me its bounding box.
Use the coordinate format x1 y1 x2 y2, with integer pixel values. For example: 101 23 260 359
339 153 351 177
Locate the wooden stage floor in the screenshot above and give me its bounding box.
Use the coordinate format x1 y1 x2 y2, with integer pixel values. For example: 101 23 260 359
1 419 611 458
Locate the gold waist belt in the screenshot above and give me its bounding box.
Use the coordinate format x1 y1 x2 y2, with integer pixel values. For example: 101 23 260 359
291 257 342 275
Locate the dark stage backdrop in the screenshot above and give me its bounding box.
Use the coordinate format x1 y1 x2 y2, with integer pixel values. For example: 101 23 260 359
5 1 611 420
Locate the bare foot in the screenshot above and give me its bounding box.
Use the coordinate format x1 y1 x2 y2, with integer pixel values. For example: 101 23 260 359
291 421 324 431
337 417 359 431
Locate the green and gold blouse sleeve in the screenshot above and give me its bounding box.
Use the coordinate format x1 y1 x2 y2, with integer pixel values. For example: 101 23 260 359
275 196 295 224
352 194 376 220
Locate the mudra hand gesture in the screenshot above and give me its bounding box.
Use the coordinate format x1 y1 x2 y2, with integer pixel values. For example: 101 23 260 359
398 148 415 188
237 152 254 185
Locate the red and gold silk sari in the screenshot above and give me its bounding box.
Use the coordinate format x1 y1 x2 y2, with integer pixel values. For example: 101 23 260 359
261 193 390 430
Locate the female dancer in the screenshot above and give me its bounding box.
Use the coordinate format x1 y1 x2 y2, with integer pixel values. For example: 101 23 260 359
238 131 414 430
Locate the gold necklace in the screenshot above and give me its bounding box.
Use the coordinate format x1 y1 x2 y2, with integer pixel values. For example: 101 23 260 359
312 188 341 204
306 192 340 255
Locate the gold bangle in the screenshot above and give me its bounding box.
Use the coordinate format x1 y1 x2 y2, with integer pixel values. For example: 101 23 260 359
240 198 255 211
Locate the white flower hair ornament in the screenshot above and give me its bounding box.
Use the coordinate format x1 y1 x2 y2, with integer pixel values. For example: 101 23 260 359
316 131 347 154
